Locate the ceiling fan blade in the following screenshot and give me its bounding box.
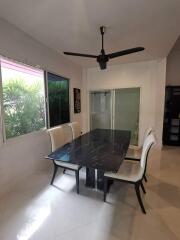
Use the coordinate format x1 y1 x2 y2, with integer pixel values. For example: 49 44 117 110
108 47 145 59
64 52 97 58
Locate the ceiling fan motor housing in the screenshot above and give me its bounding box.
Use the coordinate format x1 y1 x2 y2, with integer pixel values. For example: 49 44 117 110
96 54 109 70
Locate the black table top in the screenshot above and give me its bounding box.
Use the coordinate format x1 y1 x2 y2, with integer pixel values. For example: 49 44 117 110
47 129 131 172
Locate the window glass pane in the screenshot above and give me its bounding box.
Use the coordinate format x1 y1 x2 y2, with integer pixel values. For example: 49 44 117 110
47 72 70 127
1 58 45 139
114 88 140 145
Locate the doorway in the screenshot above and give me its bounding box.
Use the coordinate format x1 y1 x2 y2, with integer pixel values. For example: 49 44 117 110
90 88 140 145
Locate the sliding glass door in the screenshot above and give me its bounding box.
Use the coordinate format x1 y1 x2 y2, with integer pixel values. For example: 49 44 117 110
90 91 112 130
90 88 140 145
114 88 140 145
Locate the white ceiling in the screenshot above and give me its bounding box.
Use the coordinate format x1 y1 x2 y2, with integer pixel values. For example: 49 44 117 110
0 0 180 68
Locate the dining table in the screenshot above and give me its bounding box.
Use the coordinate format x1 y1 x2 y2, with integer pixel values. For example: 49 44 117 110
46 128 131 190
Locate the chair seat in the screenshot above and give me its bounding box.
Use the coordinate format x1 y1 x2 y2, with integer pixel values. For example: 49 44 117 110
125 148 142 160
54 160 81 170
104 160 144 182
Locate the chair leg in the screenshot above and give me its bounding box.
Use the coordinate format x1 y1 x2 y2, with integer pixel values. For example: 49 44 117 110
51 164 58 185
144 174 147 182
75 170 79 194
135 182 146 214
103 177 108 202
140 181 146 194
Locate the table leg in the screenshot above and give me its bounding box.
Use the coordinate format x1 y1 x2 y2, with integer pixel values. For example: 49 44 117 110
86 168 114 191
86 168 95 188
97 169 104 190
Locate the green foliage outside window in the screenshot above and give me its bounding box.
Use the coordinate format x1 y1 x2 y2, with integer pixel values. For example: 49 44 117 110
3 79 45 139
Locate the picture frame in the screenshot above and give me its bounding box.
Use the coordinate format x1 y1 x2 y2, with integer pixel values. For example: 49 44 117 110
73 88 81 113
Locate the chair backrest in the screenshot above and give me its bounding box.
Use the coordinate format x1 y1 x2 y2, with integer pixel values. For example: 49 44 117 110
140 133 156 171
68 122 81 139
140 126 153 148
144 126 153 139
61 124 73 145
47 126 65 152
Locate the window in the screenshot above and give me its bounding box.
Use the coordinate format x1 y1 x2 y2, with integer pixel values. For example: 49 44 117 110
47 72 70 128
0 57 45 139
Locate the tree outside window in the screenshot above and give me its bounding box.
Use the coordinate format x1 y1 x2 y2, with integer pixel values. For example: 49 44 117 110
1 58 45 139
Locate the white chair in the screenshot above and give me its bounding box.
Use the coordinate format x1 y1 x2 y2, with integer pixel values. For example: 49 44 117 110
126 126 153 160
125 126 153 182
62 123 73 144
104 133 156 214
61 124 77 176
47 124 81 194
68 122 81 139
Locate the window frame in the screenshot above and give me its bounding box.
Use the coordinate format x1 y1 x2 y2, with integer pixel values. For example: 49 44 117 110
45 71 71 129
0 56 72 142
0 60 6 142
0 56 47 142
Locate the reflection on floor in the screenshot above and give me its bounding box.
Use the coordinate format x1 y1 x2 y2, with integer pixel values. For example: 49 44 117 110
0 146 180 240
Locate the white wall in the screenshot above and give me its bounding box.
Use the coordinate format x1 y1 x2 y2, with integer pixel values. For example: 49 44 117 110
166 37 180 86
82 59 166 149
0 18 82 197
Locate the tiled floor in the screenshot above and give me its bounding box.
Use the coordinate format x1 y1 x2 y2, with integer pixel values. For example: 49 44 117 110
0 146 180 240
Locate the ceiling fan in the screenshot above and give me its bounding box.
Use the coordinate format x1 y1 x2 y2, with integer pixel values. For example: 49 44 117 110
64 26 145 70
